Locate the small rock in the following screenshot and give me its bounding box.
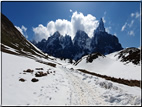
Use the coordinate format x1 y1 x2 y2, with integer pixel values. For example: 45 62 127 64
35 71 47 77
35 68 43 70
23 69 34 73
19 78 26 82
31 78 39 82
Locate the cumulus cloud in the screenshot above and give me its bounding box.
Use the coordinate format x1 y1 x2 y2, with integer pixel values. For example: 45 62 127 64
15 25 28 38
121 22 127 31
33 24 49 41
33 11 99 41
71 11 99 38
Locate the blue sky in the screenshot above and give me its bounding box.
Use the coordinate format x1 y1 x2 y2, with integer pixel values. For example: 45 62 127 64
2 1 141 48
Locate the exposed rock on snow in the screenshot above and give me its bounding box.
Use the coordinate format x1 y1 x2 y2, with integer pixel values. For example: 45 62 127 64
31 78 39 82
115 47 140 65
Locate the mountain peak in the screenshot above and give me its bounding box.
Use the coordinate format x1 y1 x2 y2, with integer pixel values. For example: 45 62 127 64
95 18 105 33
74 30 89 40
52 31 60 37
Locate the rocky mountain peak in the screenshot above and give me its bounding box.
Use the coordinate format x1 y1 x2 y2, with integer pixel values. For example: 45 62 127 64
73 30 90 44
95 18 105 33
52 31 60 38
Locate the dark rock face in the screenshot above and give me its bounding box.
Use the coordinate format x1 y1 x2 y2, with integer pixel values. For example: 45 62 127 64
91 32 123 55
72 30 91 60
33 18 123 61
95 18 105 33
45 31 63 58
35 31 75 59
86 52 105 63
115 47 140 65
60 35 75 59
91 18 123 55
1 13 47 58
73 30 90 50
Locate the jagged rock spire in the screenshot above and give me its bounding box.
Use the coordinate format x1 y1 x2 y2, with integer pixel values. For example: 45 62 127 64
95 18 105 33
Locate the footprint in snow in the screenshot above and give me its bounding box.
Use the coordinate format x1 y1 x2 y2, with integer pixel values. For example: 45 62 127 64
88 81 91 83
33 92 36 94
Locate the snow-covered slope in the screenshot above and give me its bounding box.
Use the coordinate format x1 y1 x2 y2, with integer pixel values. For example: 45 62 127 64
2 52 141 105
74 50 141 80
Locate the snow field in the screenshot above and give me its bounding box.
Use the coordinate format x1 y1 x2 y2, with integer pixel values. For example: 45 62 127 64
2 52 141 105
74 54 141 80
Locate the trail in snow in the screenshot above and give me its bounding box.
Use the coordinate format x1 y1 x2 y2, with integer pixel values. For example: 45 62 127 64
63 67 109 105
30 66 109 105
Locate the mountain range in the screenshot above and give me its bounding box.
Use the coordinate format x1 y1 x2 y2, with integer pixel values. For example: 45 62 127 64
32 18 123 61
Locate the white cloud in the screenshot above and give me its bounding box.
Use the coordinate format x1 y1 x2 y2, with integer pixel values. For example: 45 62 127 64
21 25 27 32
33 24 49 41
130 12 140 19
71 11 99 39
15 25 28 39
128 20 134 27
121 12 140 36
131 13 135 17
135 12 140 18
106 26 111 33
114 33 117 37
15 26 23 35
121 22 127 31
128 30 135 36
102 17 106 23
33 11 99 41
104 11 107 15
70 9 72 12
